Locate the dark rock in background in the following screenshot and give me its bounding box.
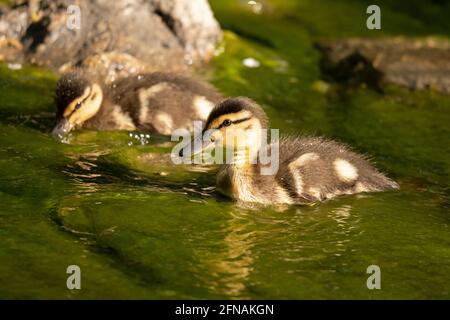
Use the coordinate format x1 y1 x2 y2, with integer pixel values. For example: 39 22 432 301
316 38 450 94
0 0 221 81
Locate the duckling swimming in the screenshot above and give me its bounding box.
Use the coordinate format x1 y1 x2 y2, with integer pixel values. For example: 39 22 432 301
179 97 399 205
52 71 222 138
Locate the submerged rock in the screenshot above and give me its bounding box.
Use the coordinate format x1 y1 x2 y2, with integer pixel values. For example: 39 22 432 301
316 37 450 94
0 0 221 80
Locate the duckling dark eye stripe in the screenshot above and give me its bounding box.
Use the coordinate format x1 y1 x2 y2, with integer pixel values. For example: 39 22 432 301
67 87 91 117
80 87 92 105
217 116 252 129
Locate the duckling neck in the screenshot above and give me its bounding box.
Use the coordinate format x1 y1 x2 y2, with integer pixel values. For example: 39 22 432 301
228 146 259 167
217 162 252 196
217 148 262 201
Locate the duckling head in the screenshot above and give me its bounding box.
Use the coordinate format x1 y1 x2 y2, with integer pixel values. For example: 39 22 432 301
180 97 268 162
52 72 103 139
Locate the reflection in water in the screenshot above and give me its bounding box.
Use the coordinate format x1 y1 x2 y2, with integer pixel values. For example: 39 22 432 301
193 201 362 298
197 209 257 299
328 205 353 257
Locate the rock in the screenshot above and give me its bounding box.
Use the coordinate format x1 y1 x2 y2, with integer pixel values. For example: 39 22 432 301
316 37 450 94
76 52 158 84
0 0 221 80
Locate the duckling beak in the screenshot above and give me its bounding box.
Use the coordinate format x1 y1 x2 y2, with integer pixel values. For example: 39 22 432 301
52 118 73 140
179 134 214 158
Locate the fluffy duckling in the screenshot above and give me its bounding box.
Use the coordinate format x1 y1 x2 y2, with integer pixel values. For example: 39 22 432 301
52 71 222 138
180 97 399 205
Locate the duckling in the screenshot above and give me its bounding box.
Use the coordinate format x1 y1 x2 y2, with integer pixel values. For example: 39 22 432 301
52 71 222 138
179 97 399 205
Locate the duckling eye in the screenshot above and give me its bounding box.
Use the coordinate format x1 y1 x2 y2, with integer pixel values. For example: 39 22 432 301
74 102 82 110
222 119 232 127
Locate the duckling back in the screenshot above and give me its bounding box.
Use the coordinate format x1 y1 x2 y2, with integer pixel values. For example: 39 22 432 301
105 73 223 135
275 136 399 203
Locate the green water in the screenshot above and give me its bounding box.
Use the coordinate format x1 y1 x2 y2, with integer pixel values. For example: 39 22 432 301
0 0 449 299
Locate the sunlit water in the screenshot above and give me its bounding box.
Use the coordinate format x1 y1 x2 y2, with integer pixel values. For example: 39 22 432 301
0 0 449 299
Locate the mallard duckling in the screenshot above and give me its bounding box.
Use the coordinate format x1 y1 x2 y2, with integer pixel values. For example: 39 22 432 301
52 71 222 138
180 97 399 205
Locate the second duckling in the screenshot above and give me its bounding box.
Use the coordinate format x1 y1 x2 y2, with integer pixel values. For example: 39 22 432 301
52 71 222 138
180 97 399 205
